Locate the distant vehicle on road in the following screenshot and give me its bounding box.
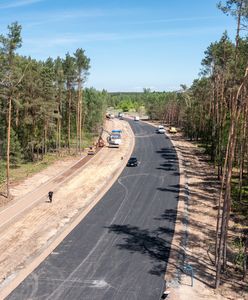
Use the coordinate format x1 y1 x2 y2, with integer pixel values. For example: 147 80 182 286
134 116 140 121
127 157 138 167
118 112 124 119
169 127 177 133
157 125 165 134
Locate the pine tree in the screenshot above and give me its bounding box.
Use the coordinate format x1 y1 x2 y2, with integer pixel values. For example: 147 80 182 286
74 49 90 153
0 22 22 197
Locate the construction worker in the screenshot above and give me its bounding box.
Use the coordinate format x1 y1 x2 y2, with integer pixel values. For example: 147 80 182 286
48 191 53 203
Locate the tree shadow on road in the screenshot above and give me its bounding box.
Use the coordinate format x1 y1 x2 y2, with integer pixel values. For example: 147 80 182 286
105 223 218 288
157 184 180 194
106 224 172 276
156 148 178 161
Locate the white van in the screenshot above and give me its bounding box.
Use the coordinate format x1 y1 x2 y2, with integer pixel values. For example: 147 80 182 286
134 116 140 121
157 125 165 134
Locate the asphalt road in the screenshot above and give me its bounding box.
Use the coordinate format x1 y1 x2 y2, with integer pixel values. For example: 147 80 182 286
7 120 179 300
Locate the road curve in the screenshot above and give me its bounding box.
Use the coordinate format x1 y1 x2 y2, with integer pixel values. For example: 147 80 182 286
7 120 179 300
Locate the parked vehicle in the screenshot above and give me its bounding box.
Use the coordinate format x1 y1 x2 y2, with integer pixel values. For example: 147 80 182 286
108 133 121 147
134 116 140 121
169 127 177 133
112 129 122 134
88 146 96 155
127 157 138 167
98 127 121 148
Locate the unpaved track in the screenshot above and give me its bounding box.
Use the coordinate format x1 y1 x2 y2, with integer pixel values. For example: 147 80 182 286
0 150 101 231
0 119 134 298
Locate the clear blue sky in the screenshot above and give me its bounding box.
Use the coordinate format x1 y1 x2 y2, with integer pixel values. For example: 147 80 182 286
0 0 236 92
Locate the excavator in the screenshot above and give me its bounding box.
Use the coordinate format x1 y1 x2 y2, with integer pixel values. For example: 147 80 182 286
87 127 108 155
96 127 111 147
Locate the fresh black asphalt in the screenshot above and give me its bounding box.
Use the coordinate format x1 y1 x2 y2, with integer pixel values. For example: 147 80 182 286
7 120 180 300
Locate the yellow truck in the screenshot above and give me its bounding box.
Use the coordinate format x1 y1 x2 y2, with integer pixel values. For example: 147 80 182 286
169 127 177 134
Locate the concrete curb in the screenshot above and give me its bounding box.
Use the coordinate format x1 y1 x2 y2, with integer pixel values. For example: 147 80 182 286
0 120 135 299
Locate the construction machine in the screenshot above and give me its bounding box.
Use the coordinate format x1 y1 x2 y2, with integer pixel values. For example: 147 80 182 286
97 127 122 148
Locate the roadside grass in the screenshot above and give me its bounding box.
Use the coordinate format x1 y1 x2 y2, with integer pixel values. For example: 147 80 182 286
231 176 248 220
0 154 64 188
230 175 248 273
82 132 98 148
11 154 60 182
0 163 5 187
0 133 96 188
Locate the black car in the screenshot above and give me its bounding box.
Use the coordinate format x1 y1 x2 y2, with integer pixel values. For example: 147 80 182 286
127 157 138 167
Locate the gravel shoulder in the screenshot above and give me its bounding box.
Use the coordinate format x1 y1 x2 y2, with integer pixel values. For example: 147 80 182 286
0 119 134 298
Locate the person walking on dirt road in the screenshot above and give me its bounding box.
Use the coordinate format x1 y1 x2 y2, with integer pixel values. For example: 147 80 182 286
48 191 53 203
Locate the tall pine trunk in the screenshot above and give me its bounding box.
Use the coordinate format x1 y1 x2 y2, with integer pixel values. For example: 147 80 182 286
243 234 248 280
215 110 236 287
67 87 71 153
6 96 12 198
238 102 248 201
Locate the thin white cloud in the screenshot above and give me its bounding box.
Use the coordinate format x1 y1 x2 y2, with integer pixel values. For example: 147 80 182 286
0 0 43 9
24 36 79 47
20 26 229 59
18 8 137 28
24 9 109 27
23 26 230 48
72 26 230 42
129 16 223 25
